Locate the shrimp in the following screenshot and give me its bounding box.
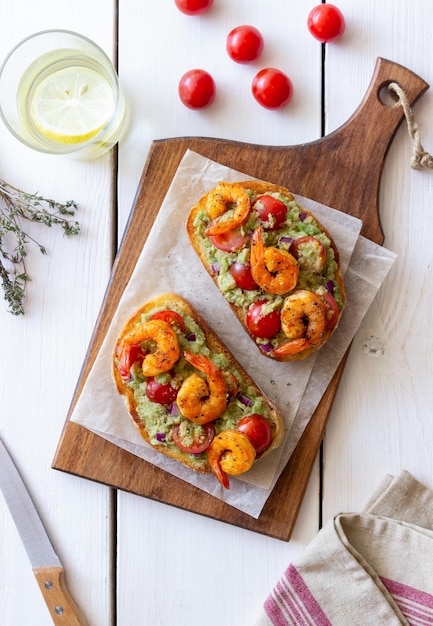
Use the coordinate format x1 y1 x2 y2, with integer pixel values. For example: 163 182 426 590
176 351 228 424
116 319 180 378
204 182 251 236
250 226 299 295
207 430 256 489
273 289 326 357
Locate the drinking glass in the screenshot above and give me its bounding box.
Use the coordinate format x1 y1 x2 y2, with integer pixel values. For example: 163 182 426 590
0 30 127 158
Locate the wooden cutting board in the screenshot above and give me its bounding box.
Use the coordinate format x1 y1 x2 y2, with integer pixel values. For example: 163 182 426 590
53 58 428 541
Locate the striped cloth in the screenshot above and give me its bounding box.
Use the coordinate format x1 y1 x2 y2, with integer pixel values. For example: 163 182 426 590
255 472 433 625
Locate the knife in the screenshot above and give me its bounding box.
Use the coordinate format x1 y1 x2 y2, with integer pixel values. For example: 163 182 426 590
0 437 88 625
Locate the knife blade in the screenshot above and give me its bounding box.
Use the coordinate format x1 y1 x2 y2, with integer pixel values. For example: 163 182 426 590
0 437 88 625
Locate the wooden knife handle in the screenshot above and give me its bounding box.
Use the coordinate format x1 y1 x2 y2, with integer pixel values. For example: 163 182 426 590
33 566 89 625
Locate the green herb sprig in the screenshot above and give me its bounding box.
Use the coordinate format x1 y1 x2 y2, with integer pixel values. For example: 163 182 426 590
0 178 79 315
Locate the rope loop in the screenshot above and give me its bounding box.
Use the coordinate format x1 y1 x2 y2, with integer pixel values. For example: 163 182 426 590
388 82 433 170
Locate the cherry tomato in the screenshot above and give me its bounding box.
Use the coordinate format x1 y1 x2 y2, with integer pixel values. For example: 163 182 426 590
246 300 281 338
229 261 258 290
307 4 346 43
226 25 264 63
174 0 213 15
209 227 247 252
117 344 145 380
172 422 215 454
146 374 179 406
289 236 327 271
178 69 216 109
252 68 293 109
150 310 186 334
253 195 287 230
321 292 339 328
237 414 272 454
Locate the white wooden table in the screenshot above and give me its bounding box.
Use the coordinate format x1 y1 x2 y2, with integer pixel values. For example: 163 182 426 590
0 1 432 624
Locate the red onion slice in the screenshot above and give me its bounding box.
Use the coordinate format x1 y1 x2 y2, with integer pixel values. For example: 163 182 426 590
278 236 293 245
325 280 335 295
259 342 274 353
238 393 253 407
170 403 181 416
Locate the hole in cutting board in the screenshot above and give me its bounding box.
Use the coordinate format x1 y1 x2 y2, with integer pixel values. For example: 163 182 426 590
378 81 400 107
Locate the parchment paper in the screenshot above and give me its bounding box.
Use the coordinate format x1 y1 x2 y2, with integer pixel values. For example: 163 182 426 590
70 150 397 518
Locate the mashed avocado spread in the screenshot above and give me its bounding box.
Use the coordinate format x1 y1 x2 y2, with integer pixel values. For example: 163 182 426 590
125 303 272 469
193 189 344 351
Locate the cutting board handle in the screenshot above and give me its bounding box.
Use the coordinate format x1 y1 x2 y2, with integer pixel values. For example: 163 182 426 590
287 57 429 243
341 57 428 132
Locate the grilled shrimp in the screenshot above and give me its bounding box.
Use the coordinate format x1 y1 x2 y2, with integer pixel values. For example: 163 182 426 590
250 227 299 295
272 289 326 357
176 351 228 424
204 182 251 236
207 430 256 489
116 319 180 378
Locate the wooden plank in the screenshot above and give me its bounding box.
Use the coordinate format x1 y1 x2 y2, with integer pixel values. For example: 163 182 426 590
53 58 428 541
0 2 117 624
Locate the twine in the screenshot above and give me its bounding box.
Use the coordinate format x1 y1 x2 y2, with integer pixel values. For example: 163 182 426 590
388 82 433 170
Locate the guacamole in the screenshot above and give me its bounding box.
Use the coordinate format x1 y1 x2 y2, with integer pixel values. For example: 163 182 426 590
191 186 344 354
123 303 273 467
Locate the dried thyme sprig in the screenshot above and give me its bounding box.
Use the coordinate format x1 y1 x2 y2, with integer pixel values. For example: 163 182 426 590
0 178 79 315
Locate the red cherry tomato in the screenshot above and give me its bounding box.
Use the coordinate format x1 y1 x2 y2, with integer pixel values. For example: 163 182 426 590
321 292 340 328
252 68 293 109
230 261 258 290
178 69 216 109
307 4 346 43
246 300 281 338
117 344 145 380
237 414 272 454
149 310 186 334
226 25 264 63
289 236 327 271
209 227 247 252
253 195 287 230
146 375 179 406
172 423 215 454
174 0 213 15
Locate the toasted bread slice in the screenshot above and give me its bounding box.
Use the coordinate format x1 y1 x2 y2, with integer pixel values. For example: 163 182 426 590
187 181 345 361
113 293 284 487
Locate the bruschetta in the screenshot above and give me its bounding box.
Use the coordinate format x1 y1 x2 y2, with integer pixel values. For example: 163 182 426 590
187 181 345 361
112 293 284 488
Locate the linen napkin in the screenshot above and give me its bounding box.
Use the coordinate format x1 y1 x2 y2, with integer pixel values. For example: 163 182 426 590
255 471 433 625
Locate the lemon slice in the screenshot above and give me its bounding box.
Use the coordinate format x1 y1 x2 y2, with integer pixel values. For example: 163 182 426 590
30 66 115 145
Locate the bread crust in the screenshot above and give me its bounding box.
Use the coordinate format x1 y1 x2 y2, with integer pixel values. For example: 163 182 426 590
113 293 285 479
187 181 345 361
